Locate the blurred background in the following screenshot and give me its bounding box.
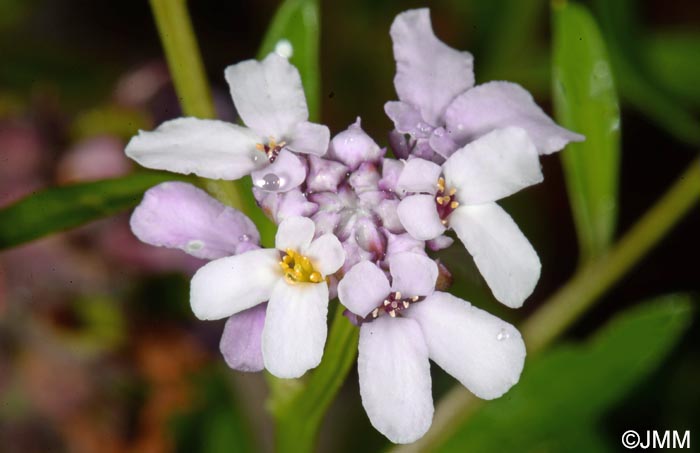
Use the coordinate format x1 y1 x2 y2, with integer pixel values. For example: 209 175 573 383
0 0 699 452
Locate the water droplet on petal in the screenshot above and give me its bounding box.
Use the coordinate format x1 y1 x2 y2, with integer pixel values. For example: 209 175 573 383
186 239 205 252
238 234 250 242
257 173 280 191
433 128 445 137
496 328 510 341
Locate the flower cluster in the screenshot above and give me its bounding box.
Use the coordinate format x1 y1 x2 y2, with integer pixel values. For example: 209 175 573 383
125 8 582 444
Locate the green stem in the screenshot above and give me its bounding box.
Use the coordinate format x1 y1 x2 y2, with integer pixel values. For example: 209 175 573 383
272 306 360 453
149 0 246 211
391 157 700 453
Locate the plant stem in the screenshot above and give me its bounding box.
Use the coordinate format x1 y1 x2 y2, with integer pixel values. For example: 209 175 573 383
391 157 700 453
149 0 246 210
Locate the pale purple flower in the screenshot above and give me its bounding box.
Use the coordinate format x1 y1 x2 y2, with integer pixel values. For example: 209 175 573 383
130 181 267 371
397 127 543 308
338 254 525 443
125 53 330 192
386 8 582 162
190 216 345 378
130 181 261 259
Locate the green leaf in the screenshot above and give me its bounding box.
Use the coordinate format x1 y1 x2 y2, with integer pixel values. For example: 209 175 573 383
0 172 188 249
552 1 621 262
644 31 700 108
257 0 320 121
593 0 700 146
439 294 694 453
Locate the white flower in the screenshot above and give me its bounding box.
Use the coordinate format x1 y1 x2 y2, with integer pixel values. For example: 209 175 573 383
396 127 543 308
190 216 345 378
338 256 526 443
125 53 330 192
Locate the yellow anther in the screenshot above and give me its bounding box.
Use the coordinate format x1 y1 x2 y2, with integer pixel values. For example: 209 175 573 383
449 187 457 196
279 249 325 284
255 143 265 151
437 177 445 191
436 196 444 205
395 291 401 299
450 201 459 209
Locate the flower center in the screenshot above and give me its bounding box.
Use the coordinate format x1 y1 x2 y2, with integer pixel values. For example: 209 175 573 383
279 248 323 284
435 177 459 225
256 137 286 163
363 291 422 322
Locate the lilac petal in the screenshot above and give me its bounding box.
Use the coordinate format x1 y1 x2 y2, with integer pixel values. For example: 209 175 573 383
443 127 543 204
254 188 318 224
287 121 330 156
396 158 441 195
338 260 391 317
391 8 474 126
374 199 403 233
384 230 426 259
251 149 306 192
327 118 383 170
444 81 585 155
358 316 433 444
389 252 438 297
428 127 458 159
125 117 261 180
220 303 266 372
379 158 403 192
397 194 445 241
385 101 432 138
225 53 308 138
427 235 454 251
312 210 341 236
353 216 386 255
130 182 260 259
388 130 412 160
341 238 375 273
406 291 526 400
308 191 343 212
306 156 348 193
349 162 381 193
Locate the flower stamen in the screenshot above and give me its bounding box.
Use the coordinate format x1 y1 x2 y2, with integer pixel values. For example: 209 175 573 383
362 291 423 323
435 177 459 225
256 137 287 163
279 248 323 284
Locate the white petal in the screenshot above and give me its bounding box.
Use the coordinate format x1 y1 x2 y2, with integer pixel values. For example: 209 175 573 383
406 291 526 400
396 158 442 195
443 127 543 204
262 280 329 378
358 316 433 444
338 261 391 317
190 249 280 320
125 117 261 179
449 204 540 308
225 53 308 137
397 195 446 241
304 234 345 276
275 216 316 252
389 252 438 297
287 121 330 156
